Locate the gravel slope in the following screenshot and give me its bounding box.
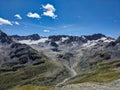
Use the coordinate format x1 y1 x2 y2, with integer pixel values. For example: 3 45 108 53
54 79 120 90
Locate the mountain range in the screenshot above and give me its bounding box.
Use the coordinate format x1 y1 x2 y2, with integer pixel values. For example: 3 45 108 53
0 30 120 90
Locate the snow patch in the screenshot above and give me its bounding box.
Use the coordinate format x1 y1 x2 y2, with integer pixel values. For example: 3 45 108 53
19 38 48 45
55 41 61 44
61 37 69 42
82 37 114 48
55 37 69 44
82 40 97 47
81 36 86 40
100 37 114 42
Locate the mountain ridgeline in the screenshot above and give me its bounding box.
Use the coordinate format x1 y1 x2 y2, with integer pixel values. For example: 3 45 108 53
0 30 120 90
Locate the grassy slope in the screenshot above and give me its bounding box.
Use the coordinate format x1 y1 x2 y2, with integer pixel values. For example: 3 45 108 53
68 59 120 84
10 85 53 90
9 59 120 90
0 59 71 90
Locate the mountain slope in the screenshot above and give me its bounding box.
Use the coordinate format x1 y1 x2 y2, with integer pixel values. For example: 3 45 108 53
0 30 71 90
67 36 120 85
1 30 120 90
11 33 118 85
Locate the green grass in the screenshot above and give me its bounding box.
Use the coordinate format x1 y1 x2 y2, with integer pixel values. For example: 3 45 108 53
0 60 49 90
68 59 120 84
74 70 120 83
10 85 53 90
0 60 71 90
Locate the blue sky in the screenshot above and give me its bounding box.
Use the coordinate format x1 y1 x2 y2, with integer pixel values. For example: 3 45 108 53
0 0 120 38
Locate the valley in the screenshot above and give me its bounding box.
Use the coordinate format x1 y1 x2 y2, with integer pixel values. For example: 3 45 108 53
0 30 120 90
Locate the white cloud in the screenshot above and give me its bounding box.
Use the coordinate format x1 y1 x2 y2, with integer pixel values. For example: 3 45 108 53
62 24 73 28
14 14 22 19
0 17 12 26
42 4 57 19
13 21 20 25
27 12 40 18
43 30 50 33
15 21 19 25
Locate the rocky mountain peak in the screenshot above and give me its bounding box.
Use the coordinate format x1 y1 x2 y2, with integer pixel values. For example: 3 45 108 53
84 33 106 40
10 34 41 40
0 30 13 44
116 36 120 43
27 34 40 40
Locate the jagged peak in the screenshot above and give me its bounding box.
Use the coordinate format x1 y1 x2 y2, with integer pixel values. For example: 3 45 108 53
10 34 41 40
0 30 13 44
0 30 6 35
83 33 106 40
116 36 120 43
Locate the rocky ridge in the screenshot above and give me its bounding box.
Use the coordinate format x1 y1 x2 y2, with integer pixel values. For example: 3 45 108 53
0 30 120 90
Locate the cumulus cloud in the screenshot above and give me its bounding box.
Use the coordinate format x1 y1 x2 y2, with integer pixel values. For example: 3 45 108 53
0 17 12 26
12 21 20 25
27 12 40 19
42 4 57 19
14 14 22 19
15 21 19 25
43 30 50 33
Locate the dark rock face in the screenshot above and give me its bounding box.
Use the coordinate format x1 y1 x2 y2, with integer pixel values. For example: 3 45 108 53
57 53 74 63
0 30 13 44
10 34 41 40
106 41 116 47
106 37 120 47
48 35 63 41
79 37 120 69
48 34 107 44
63 36 87 44
50 42 58 47
7 43 45 67
116 36 120 43
0 30 46 71
84 33 106 40
51 48 60 52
